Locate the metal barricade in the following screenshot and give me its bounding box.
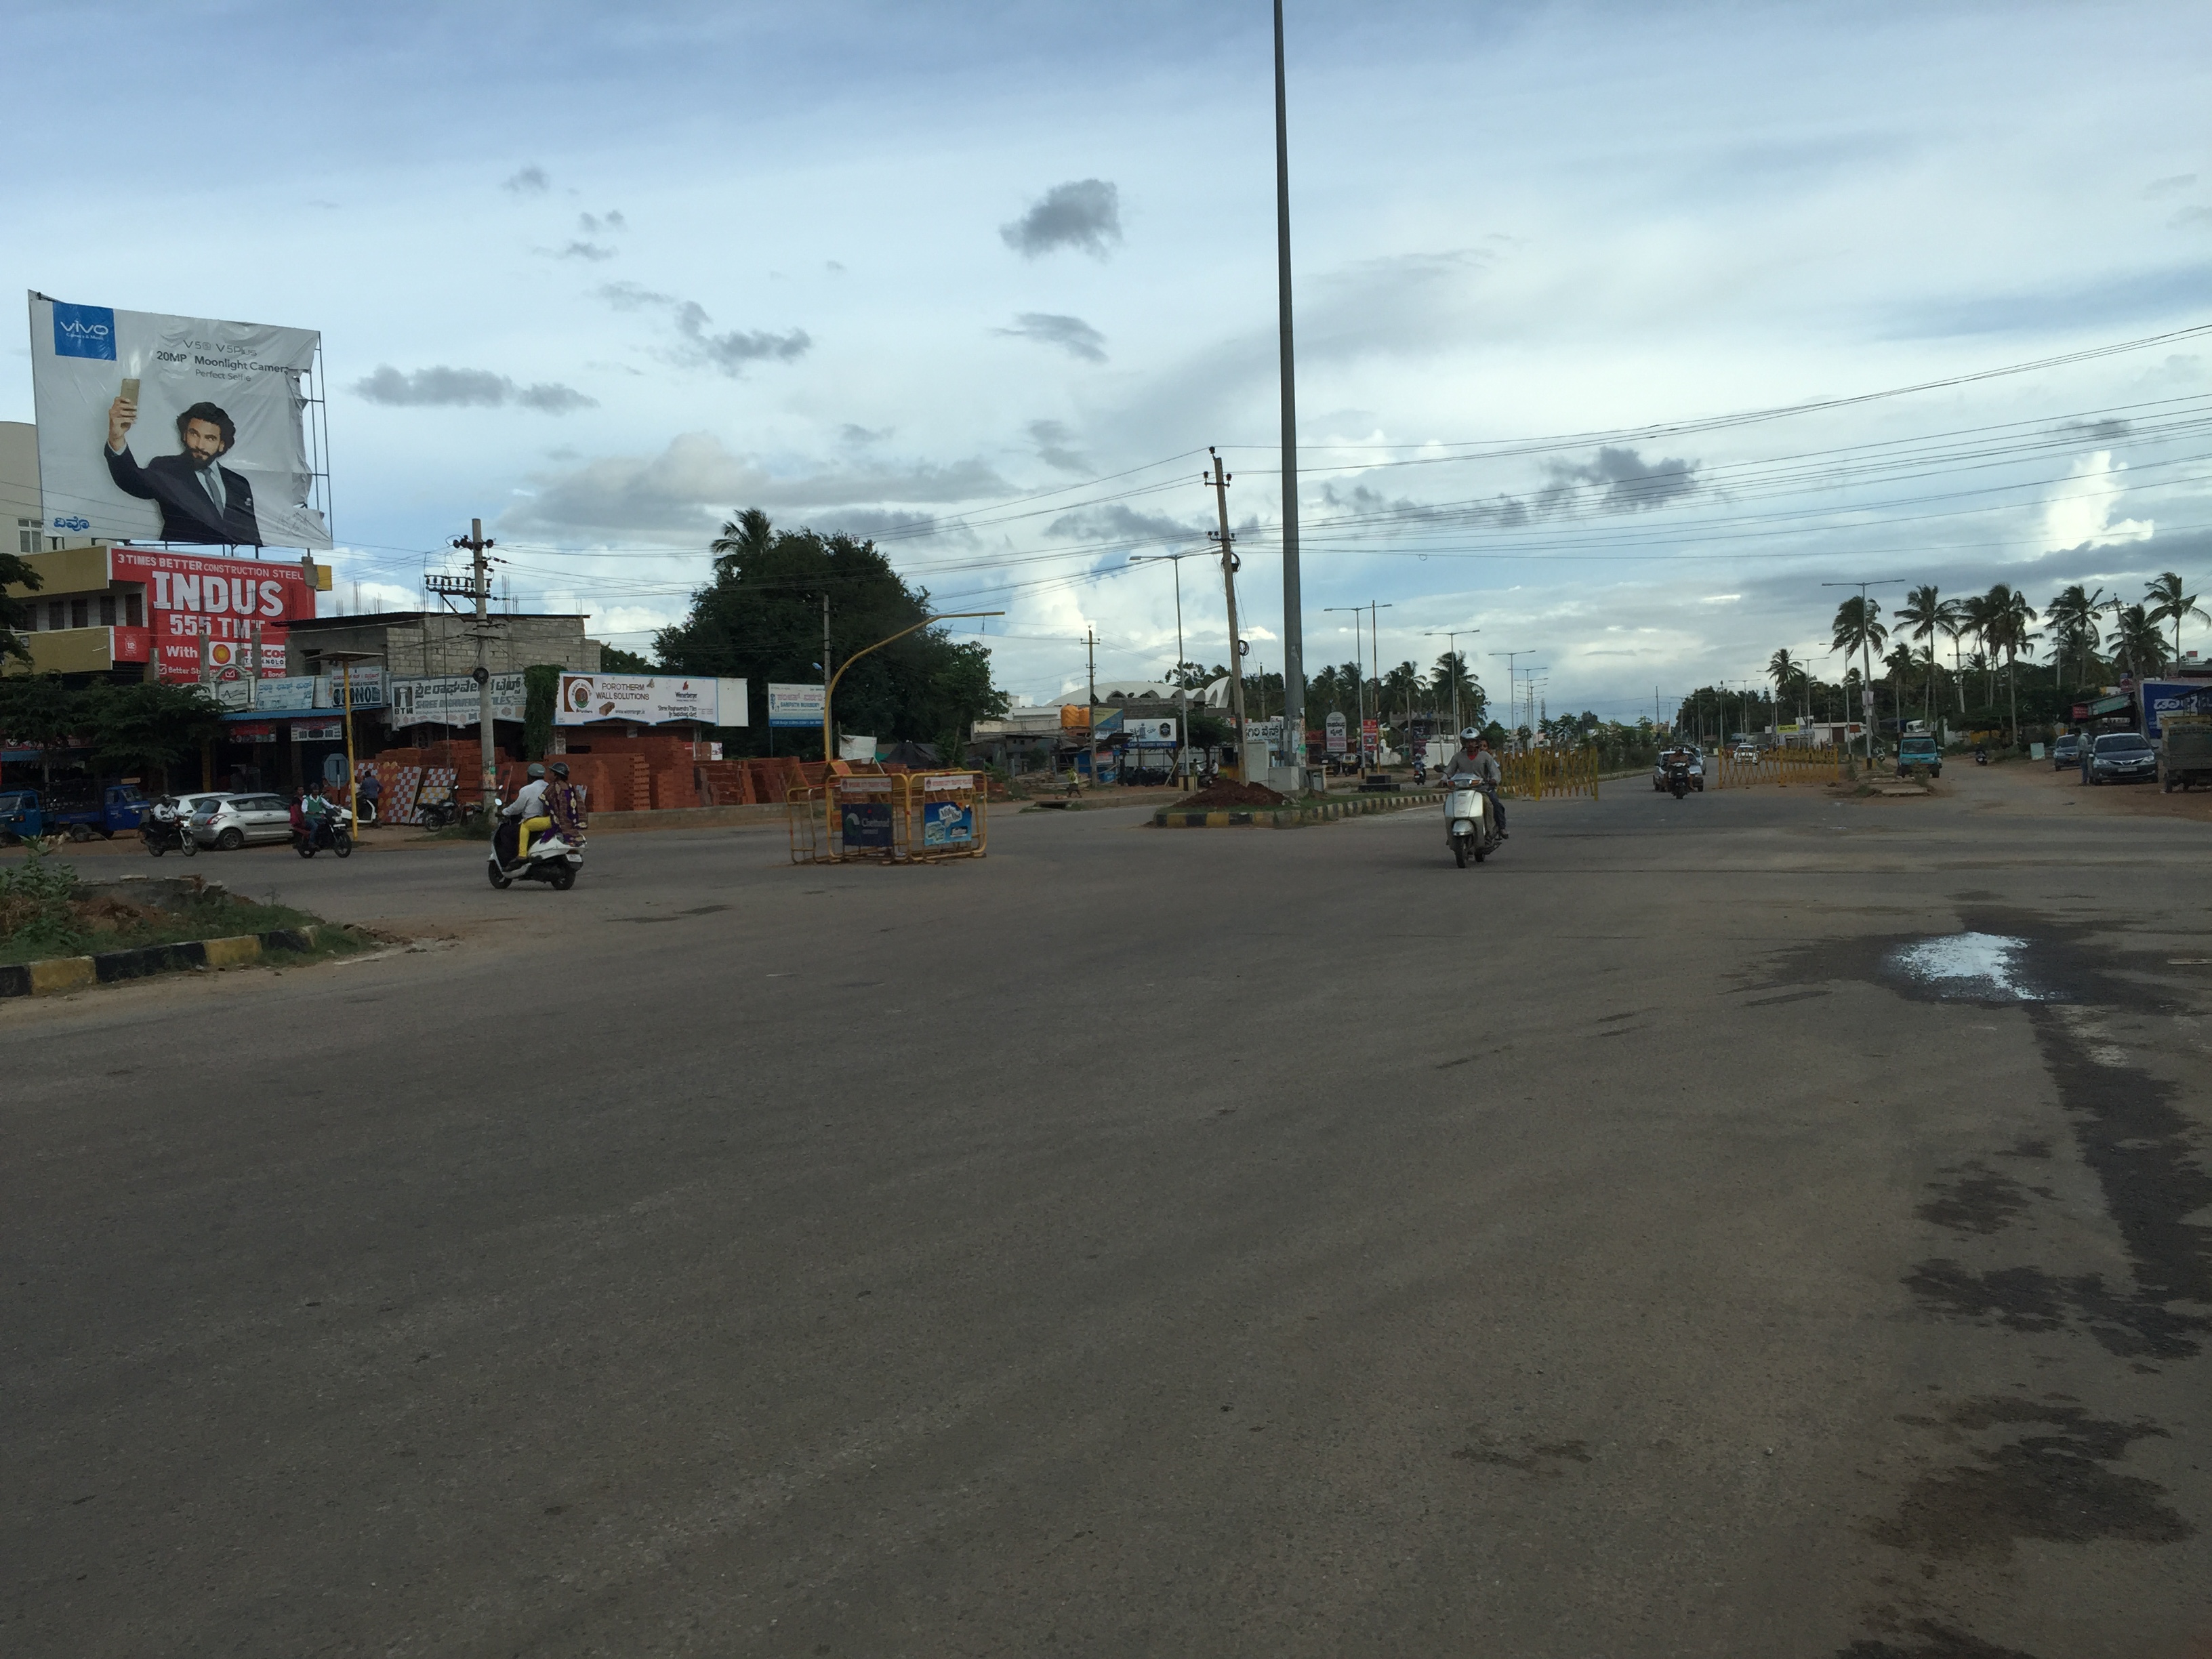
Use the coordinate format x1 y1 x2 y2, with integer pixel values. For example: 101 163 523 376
787 772 989 864
903 771 987 861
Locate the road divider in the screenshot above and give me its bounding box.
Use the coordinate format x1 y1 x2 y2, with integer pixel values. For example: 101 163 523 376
1155 790 1445 828
0 926 330 999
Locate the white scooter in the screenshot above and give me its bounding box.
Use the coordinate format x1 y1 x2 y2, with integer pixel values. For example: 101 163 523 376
487 796 583 890
1443 775 1502 868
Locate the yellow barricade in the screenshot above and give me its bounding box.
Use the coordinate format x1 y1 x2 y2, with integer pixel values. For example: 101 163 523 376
788 772 987 865
1712 745 1843 788
1499 745 1600 800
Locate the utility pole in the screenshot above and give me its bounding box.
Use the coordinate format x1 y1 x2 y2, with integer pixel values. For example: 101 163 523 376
1206 449 1248 771
1086 626 1097 710
1424 630 1479 738
1324 603 1365 774
1491 649 1531 752
1368 600 1393 763
1273 0 1305 771
447 518 497 811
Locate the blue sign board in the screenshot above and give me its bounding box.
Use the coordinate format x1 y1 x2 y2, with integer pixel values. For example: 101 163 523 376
2143 679 2212 739
921 801 975 846
840 802 895 848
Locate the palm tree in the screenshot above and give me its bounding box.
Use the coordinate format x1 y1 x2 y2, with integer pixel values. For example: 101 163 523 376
1829 597 1888 757
1767 647 1802 727
1382 660 1421 731
2044 583 2106 691
2145 571 2207 665
709 506 775 575
1896 586 1946 724
1431 651 1479 732
1938 596 1969 713
1960 592 1996 708
1983 584 2037 746
2110 602 2168 684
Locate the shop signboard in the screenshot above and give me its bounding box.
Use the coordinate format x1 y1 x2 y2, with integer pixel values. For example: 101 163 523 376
290 721 344 743
110 545 315 684
1361 716 1380 758
28 297 331 549
213 674 316 713
1127 717 1178 747
1246 717 1284 752
318 665 384 709
1325 712 1347 754
390 672 525 726
556 672 733 726
766 682 825 726
2142 680 2212 739
1091 707 1124 738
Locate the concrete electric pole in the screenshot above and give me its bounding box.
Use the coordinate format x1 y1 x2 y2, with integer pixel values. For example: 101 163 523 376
1273 0 1305 767
447 518 497 810
1206 449 1248 771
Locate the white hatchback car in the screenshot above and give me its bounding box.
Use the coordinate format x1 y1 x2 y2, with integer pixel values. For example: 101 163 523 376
191 793 294 851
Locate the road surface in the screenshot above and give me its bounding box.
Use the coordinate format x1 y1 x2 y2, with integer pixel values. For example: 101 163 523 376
6 766 2207 1656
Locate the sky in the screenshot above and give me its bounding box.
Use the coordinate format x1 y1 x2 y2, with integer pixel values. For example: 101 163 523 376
6 0 2211 720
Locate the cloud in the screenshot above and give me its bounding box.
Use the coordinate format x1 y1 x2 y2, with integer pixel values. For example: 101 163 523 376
1044 503 1204 544
1027 419 1089 472
1540 446 1699 513
578 210 627 234
503 165 549 194
352 365 597 414
2059 416 2132 443
997 312 1106 363
809 508 940 541
2173 205 2212 229
2143 173 2198 198
1000 179 1122 260
594 283 809 373
1884 262 2212 337
840 424 893 445
549 240 617 262
2043 450 2154 552
501 433 1011 540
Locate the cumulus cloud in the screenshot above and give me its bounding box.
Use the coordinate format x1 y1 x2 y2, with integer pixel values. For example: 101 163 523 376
352 365 597 414
2043 450 2154 551
594 283 810 374
1028 419 1090 472
2143 173 2197 198
1045 503 1204 544
501 433 1010 539
998 312 1107 363
578 209 627 234
548 241 617 262
1000 179 1122 260
503 165 550 194
841 424 893 446
2059 416 2132 443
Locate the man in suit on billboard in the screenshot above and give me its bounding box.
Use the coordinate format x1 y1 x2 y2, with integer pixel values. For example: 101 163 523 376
104 394 263 546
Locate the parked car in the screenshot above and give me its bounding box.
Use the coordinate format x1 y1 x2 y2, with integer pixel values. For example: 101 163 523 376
2088 732 2157 785
171 791 235 822
1652 747 1705 792
191 793 296 850
2051 734 2082 770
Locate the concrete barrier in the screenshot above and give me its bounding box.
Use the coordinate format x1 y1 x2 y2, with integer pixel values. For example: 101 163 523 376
0 926 325 999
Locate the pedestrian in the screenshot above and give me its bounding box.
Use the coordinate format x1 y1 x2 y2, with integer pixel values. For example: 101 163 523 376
2079 731 2092 786
356 766 382 825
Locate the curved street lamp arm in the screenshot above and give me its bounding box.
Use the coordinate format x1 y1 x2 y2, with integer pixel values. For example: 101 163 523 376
822 611 1005 762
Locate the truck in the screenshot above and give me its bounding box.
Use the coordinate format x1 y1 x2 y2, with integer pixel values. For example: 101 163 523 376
1896 733 1942 778
1 779 149 842
2159 718 2212 792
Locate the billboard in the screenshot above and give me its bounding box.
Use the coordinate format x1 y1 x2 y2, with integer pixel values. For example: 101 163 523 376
555 673 747 726
766 682 825 726
111 546 316 684
29 295 329 549
391 673 527 727
2143 679 2212 739
1128 717 1179 747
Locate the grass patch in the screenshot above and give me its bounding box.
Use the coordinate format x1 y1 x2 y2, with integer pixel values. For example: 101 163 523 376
0 846 372 967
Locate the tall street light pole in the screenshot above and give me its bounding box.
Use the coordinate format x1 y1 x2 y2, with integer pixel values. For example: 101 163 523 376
1424 629 1479 737
1130 550 1202 783
1273 0 1305 771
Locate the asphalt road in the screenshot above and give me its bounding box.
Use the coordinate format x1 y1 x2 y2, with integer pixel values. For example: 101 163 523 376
6 767 2209 1657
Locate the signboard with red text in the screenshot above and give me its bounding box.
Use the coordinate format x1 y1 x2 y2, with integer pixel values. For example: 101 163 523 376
109 545 315 684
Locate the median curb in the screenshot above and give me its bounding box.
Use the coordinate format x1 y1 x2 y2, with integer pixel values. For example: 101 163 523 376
1153 790 1445 829
0 926 324 1000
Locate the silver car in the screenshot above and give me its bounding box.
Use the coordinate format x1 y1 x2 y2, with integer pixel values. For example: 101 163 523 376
192 793 294 851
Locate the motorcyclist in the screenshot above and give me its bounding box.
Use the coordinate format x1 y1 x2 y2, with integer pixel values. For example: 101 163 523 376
541 761 586 848
1444 727 1507 838
499 762 548 863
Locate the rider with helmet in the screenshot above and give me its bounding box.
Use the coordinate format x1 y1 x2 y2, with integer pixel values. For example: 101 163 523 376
1445 727 1507 838
499 762 549 863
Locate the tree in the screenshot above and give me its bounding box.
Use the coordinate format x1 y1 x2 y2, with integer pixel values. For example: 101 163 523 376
654 512 1008 756
2043 583 2107 691
1430 652 1483 730
1982 584 2038 746
1381 660 1421 729
1829 597 1888 756
1 551 44 666
2110 602 2168 684
1896 585 1948 724
599 646 655 672
77 680 225 792
0 673 81 788
2145 571 2207 666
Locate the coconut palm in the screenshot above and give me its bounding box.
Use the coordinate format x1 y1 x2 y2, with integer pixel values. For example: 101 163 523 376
2145 571 2207 665
1982 584 2038 745
2110 602 2169 682
1829 597 1888 756
1767 647 1801 722
1896 585 1948 723
1382 660 1422 729
2044 583 2107 690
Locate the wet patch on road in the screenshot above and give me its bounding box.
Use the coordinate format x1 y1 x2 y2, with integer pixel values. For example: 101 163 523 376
1904 1261 2205 1359
1867 1397 2191 1561
1836 1618 2041 1658
1915 1162 2052 1235
1451 1432 1592 1477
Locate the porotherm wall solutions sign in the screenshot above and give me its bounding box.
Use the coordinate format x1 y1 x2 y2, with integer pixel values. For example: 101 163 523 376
28 293 330 550
555 674 749 727
110 546 315 684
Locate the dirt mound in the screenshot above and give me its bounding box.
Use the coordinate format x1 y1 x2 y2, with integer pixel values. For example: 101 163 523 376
1171 779 1288 810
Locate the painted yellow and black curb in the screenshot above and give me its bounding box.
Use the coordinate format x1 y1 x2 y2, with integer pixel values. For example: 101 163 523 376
0 926 324 1000
1153 790 1446 829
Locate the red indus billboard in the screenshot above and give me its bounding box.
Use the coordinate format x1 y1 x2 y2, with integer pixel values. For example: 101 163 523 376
110 546 315 684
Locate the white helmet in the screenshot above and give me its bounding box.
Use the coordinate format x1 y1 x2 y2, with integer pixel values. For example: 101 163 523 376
1460 727 1481 743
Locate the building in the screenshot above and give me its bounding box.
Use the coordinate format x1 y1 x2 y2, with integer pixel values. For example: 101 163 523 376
283 611 602 678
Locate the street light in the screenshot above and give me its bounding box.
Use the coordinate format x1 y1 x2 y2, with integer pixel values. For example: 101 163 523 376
1130 551 1202 783
1323 600 1391 773
1423 630 1479 737
822 612 1004 762
1822 579 1904 762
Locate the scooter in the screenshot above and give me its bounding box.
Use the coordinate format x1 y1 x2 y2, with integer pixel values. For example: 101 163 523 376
293 805 354 858
142 801 197 858
1973 746 1990 766
1443 777 1501 867
487 797 582 890
1666 760 1692 799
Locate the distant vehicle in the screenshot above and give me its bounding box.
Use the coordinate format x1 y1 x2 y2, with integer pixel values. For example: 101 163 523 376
1 780 148 842
2088 732 2156 785
0 788 44 843
2051 734 2082 770
1652 747 1704 792
2158 722 2212 792
1897 734 1943 777
171 791 235 821
191 794 295 850
1732 744 1761 764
